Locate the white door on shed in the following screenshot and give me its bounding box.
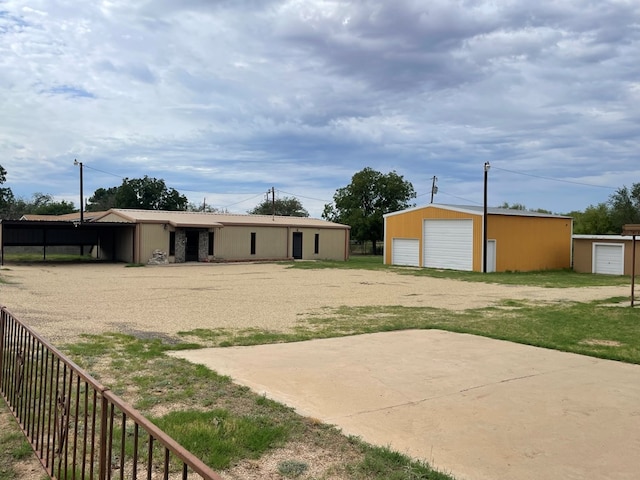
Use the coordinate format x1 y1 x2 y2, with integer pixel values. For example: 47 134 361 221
593 243 624 275
392 238 420 266
423 219 473 271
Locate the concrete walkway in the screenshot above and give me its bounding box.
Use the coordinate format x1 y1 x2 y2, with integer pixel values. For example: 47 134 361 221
170 330 640 480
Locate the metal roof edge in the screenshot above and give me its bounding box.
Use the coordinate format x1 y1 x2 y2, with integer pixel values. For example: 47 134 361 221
572 234 628 240
383 204 483 218
384 203 572 219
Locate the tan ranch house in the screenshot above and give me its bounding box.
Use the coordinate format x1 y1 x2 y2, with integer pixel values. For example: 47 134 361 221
92 209 350 264
0 209 350 264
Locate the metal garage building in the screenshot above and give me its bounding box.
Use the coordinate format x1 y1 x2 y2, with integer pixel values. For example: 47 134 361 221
383 204 572 272
573 235 640 275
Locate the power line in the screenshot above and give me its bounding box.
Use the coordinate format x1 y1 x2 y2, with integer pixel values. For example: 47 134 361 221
220 192 265 209
277 189 331 203
491 166 617 190
436 189 482 205
82 164 125 179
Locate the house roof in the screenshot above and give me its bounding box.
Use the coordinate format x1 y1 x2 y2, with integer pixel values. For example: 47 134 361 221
20 211 107 222
384 203 572 219
93 209 350 229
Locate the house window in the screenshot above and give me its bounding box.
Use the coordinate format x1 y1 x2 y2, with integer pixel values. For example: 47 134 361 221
169 231 176 256
250 232 256 255
208 232 214 256
314 234 319 254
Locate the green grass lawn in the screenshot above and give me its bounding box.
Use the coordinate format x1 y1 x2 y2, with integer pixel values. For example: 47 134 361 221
181 296 640 364
291 256 632 287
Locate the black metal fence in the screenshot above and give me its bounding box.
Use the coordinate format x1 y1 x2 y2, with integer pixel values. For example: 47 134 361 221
0 306 223 480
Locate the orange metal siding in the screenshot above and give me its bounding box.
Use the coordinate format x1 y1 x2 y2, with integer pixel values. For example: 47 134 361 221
488 215 572 271
385 207 482 270
386 206 572 272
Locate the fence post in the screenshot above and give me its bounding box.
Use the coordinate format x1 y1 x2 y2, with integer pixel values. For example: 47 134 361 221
0 308 5 388
99 395 108 480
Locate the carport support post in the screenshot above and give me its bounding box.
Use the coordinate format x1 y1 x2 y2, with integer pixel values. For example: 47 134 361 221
74 159 84 224
483 162 490 273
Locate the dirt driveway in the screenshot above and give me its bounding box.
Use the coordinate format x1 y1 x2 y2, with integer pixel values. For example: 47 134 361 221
0 262 629 345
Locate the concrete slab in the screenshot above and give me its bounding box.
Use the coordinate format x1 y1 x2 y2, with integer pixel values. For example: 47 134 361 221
170 330 640 480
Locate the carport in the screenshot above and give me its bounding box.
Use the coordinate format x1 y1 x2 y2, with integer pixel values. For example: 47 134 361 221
0 219 135 265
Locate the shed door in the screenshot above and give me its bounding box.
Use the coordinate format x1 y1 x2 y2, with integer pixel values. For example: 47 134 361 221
423 219 473 271
392 239 419 266
593 243 623 275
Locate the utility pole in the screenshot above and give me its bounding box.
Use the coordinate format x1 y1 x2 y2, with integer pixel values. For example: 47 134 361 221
74 159 84 224
430 176 438 204
483 162 490 273
271 187 275 218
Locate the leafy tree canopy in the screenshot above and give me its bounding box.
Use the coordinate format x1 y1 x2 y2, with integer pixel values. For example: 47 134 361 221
569 183 640 235
29 193 76 215
86 187 119 212
608 184 640 231
500 202 552 214
86 176 188 211
186 202 227 213
249 196 309 217
0 164 15 217
323 167 416 252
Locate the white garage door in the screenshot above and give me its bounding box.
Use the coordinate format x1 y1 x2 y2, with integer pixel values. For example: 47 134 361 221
423 219 473 271
392 238 420 266
593 243 624 275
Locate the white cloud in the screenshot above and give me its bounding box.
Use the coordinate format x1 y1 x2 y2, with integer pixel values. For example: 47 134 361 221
0 0 639 217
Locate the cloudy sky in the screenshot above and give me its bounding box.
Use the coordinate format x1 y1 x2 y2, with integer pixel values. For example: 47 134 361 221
1 0 639 217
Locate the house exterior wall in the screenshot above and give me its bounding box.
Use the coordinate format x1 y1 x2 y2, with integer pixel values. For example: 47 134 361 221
384 206 482 270
215 225 287 259
138 223 170 264
488 215 572 271
573 236 640 275
291 227 349 260
213 225 348 261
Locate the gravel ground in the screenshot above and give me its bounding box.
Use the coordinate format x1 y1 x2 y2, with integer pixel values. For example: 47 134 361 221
0 262 630 346
0 262 632 480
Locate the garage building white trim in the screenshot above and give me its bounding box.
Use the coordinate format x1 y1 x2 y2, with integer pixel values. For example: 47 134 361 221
423 219 473 271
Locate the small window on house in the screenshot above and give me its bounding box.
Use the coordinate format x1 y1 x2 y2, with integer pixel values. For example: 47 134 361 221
169 231 176 256
208 232 214 256
314 233 319 254
250 232 256 255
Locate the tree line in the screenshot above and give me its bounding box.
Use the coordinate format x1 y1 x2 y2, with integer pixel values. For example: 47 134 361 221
1 163 639 247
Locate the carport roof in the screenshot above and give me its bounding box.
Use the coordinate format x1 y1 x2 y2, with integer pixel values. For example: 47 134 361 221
94 209 350 229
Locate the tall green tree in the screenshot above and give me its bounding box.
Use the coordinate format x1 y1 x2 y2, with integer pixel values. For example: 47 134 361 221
86 187 119 212
323 168 416 253
608 184 640 232
0 164 15 218
249 196 309 217
86 177 188 211
571 203 615 234
29 193 75 215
